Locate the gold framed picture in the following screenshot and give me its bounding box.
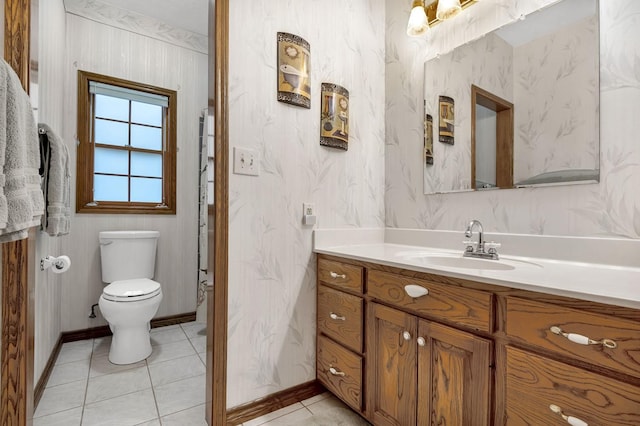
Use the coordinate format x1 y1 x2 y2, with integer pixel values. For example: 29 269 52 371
424 108 434 165
439 95 454 144
320 83 349 151
277 32 311 108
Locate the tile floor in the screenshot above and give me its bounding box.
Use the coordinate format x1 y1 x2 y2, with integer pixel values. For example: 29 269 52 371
34 321 370 426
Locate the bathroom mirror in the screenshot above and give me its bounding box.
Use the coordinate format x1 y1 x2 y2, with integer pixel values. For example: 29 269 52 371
423 0 599 194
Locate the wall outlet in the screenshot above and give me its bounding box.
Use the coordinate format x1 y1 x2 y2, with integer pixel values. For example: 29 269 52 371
303 203 315 216
233 147 259 176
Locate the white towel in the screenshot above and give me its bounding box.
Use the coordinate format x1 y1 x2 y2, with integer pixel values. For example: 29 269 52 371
39 123 71 236
0 59 44 242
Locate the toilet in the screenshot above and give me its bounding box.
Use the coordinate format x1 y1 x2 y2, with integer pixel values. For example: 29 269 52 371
98 230 163 365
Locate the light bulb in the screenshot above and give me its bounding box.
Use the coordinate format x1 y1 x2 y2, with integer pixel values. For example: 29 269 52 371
436 0 462 21
406 1 429 37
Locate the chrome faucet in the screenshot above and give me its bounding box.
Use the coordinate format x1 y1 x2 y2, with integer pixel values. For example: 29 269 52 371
463 220 500 260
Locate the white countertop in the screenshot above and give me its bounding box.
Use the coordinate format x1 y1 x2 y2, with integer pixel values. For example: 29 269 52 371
313 228 640 309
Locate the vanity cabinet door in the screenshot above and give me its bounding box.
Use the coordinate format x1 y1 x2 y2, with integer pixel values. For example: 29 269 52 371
417 320 492 426
367 303 417 426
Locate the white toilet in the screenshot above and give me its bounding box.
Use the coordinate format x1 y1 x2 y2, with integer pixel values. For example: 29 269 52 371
98 230 163 365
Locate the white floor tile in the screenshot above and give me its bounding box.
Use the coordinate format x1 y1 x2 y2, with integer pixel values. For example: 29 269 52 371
149 326 188 346
34 379 86 418
305 395 371 425
47 358 90 387
189 335 207 353
197 351 207 365
160 404 207 425
92 336 112 357
56 340 94 365
146 339 197 365
85 366 151 404
243 403 306 426
82 388 158 426
255 406 313 426
133 420 161 426
180 321 207 339
33 407 82 426
89 352 146 378
300 392 331 407
148 354 206 387
153 374 206 417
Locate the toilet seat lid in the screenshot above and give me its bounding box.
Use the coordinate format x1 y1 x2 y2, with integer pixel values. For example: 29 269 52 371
103 279 161 302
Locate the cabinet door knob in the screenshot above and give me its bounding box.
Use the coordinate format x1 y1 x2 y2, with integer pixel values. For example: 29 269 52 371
329 312 346 321
417 336 426 347
549 404 588 426
402 331 411 341
550 326 617 349
329 271 346 279
328 365 346 377
404 284 429 298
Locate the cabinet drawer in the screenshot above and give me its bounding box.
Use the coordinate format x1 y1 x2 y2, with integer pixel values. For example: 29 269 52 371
318 285 363 353
506 297 640 379
318 258 363 293
367 270 493 332
317 335 362 412
505 345 640 425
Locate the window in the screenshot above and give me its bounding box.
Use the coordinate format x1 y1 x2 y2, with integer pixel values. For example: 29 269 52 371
77 71 177 214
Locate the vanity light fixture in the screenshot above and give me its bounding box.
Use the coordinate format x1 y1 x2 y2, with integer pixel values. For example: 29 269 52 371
407 0 429 36
407 0 478 37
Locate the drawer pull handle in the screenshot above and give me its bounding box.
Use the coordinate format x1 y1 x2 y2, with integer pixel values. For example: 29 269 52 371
402 331 412 341
417 336 426 347
330 271 346 279
328 365 346 377
550 326 617 349
329 312 346 321
404 285 429 298
549 404 588 426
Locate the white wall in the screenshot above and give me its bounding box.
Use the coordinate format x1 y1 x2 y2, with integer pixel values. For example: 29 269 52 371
386 0 640 238
33 0 66 384
227 0 386 408
59 13 207 332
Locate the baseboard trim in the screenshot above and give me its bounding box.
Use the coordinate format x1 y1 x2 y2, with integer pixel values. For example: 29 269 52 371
226 380 325 425
60 311 197 343
33 335 63 408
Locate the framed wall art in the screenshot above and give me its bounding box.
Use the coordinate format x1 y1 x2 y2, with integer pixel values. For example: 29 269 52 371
439 95 454 144
277 32 311 108
424 108 434 165
320 83 349 151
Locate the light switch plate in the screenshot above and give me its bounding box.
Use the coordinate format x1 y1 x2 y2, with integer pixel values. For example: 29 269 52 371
233 147 259 176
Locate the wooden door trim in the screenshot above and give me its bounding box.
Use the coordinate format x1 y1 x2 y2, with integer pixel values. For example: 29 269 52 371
2 1 36 424
207 0 229 424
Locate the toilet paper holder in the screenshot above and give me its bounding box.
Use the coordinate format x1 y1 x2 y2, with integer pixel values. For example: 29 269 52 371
40 255 71 272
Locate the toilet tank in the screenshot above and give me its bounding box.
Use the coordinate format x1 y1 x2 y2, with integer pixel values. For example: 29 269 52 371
99 231 159 283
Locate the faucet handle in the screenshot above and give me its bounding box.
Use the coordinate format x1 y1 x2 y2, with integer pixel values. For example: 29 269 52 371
485 241 501 253
462 240 477 252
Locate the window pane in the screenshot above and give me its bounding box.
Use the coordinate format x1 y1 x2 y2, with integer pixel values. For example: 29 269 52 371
95 119 129 146
95 148 129 175
131 101 162 127
207 159 214 181
131 124 162 150
94 175 128 201
131 177 162 203
95 94 129 121
131 152 162 178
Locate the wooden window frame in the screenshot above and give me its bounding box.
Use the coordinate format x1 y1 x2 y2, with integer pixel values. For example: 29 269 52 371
76 70 177 214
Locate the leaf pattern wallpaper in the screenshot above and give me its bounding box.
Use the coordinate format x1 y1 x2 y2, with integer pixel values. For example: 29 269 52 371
227 0 385 407
385 0 640 238
227 0 640 409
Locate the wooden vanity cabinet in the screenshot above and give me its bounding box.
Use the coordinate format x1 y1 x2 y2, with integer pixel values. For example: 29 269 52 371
316 254 640 426
367 303 491 426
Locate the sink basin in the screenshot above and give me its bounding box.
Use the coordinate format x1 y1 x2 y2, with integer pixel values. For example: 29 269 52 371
395 252 542 271
422 255 516 270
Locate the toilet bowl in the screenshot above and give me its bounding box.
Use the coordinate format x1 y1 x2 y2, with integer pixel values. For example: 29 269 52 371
99 230 162 365
98 278 162 364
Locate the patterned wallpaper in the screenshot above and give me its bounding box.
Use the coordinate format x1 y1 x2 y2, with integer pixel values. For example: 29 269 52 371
513 15 598 182
385 0 640 238
227 0 385 407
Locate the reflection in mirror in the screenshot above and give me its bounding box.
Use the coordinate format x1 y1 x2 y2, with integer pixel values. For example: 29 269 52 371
423 0 599 194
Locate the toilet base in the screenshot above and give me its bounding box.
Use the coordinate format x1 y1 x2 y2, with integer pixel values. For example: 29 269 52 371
108 323 153 365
